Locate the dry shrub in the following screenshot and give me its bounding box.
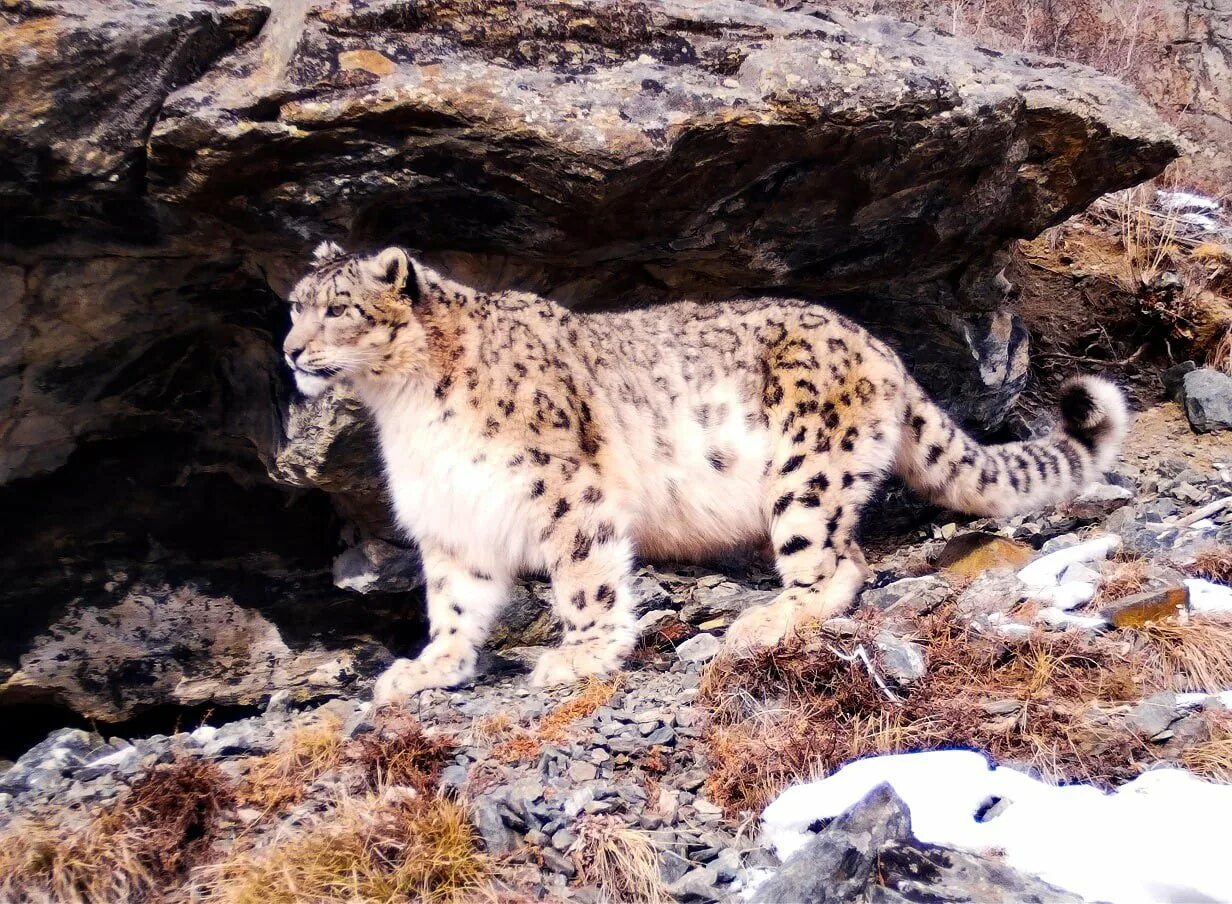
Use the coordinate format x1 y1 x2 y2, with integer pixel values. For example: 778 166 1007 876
569 814 668 904
238 712 343 813
1209 326 1232 374
350 709 453 792
1193 243 1232 264
1190 545 1232 585
0 758 234 904
471 711 517 745
202 791 491 904
1097 555 1150 604
1181 711 1232 782
700 610 1163 814
493 675 623 763
538 675 624 742
1131 617 1232 693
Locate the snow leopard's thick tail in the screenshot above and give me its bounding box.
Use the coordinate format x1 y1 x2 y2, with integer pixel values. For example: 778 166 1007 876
894 376 1128 517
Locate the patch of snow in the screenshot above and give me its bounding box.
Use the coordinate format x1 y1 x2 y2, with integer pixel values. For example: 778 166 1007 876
990 622 1035 639
761 749 1232 903
1016 535 1120 588
334 570 379 593
1029 582 1096 610
1156 189 1221 213
1185 578 1232 614
1177 690 1232 709
1177 212 1222 232
1038 607 1107 630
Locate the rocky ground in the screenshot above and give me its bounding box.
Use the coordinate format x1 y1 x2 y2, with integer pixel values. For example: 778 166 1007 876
3 392 1231 903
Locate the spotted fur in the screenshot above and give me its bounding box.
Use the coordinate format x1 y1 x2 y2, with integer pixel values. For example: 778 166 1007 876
283 245 1129 701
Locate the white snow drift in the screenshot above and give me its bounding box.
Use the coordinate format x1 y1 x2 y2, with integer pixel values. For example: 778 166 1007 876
761 749 1232 903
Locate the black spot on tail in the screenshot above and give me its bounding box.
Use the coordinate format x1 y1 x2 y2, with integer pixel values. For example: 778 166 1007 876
1059 381 1105 452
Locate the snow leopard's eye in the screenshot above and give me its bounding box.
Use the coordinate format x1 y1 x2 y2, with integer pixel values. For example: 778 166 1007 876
291 302 304 315
325 304 347 318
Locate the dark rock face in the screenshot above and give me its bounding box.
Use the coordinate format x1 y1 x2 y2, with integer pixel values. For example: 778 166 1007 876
1180 368 1232 433
0 0 1176 722
752 784 1080 903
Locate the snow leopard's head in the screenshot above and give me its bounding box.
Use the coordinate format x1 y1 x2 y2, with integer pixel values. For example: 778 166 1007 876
283 242 425 397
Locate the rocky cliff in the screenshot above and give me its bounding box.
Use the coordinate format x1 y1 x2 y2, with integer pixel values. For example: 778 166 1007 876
0 0 1177 727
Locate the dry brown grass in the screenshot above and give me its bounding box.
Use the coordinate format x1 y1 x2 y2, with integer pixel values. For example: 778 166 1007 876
492 675 624 762
238 711 343 813
699 609 1169 814
1190 545 1232 585
200 790 492 904
538 675 624 741
350 709 453 793
1096 555 1150 604
0 758 235 904
569 814 668 904
1180 711 1232 782
1131 617 1232 693
471 711 518 745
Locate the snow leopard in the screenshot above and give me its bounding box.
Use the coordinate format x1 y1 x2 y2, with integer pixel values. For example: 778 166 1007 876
282 242 1128 705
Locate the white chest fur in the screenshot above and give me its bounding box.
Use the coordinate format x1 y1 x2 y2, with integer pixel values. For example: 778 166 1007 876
358 381 543 575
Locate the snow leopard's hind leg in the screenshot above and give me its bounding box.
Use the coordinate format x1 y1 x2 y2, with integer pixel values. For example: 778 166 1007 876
728 338 901 652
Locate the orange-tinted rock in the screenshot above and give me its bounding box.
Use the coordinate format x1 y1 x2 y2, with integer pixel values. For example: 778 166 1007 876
1101 586 1191 628
936 533 1034 578
338 49 397 77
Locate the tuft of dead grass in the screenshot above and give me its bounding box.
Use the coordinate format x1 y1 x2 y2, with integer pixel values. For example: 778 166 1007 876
1190 544 1232 585
569 814 668 904
493 675 624 763
1097 555 1150 604
238 711 343 813
699 609 1169 814
0 758 235 904
350 709 453 793
1181 711 1232 782
201 790 492 904
471 711 518 745
537 675 624 741
1131 617 1232 693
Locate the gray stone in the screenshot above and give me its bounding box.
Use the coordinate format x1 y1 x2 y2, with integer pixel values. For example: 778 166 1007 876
541 846 577 877
331 539 423 594
569 761 599 782
473 796 520 855
1181 369 1232 433
645 726 677 747
1066 484 1134 519
956 570 1029 620
1127 691 1181 739
751 784 1080 903
677 633 722 664
861 575 952 622
1163 361 1198 400
669 865 723 902
874 632 928 685
681 587 778 626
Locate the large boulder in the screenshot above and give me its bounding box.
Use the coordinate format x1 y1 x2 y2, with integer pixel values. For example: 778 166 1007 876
0 0 1177 723
752 783 1080 903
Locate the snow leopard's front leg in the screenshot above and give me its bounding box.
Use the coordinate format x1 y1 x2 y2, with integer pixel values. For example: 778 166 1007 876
530 486 637 687
372 543 509 707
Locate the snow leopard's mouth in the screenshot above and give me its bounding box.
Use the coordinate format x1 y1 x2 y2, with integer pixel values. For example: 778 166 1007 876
286 360 336 397
292 369 331 398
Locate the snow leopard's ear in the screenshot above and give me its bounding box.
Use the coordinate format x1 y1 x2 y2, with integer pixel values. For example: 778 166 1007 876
365 246 420 303
312 240 347 266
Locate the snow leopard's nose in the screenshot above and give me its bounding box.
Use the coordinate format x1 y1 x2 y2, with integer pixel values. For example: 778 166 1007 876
285 347 303 368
